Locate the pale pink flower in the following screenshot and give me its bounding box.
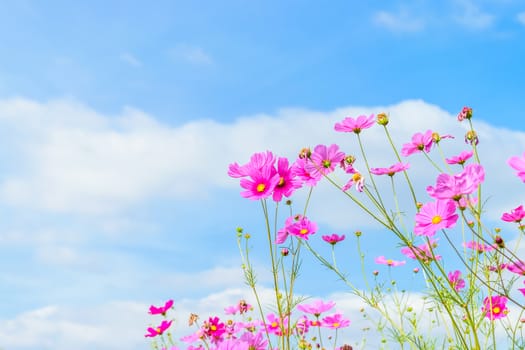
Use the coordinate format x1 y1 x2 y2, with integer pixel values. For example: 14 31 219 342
401 130 434 156
287 216 318 240
239 331 268 350
463 240 495 253
297 300 336 317
414 200 458 236
228 151 276 178
426 164 485 200
375 256 406 267
276 215 303 244
334 114 375 134
321 313 351 329
370 162 410 176
457 106 473 122
445 150 474 165
292 157 322 186
342 169 365 192
401 239 441 262
501 205 525 223
508 152 525 182
448 270 466 291
482 295 508 320
305 144 345 178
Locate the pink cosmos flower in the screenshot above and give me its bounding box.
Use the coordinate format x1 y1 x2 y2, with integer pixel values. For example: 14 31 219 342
224 300 252 315
322 313 351 329
342 169 365 192
426 164 485 200
239 165 280 200
482 295 508 320
145 320 172 338
518 281 525 297
297 300 336 317
370 162 410 176
266 313 288 336
334 114 375 134
507 260 525 275
375 256 406 267
448 270 466 291
292 157 322 186
322 233 346 245
501 205 525 223
305 144 345 178
202 316 226 343
228 151 276 178
414 200 458 236
508 152 525 182
295 316 310 335
457 106 473 122
149 299 174 316
456 196 477 210
463 241 495 253
239 331 268 350
272 157 302 202
401 130 434 156
401 239 442 262
445 150 474 165
276 215 301 244
287 216 318 241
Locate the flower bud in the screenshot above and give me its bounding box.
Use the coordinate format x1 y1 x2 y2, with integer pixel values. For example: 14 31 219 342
281 247 289 256
465 130 479 145
355 230 362 237
457 106 473 121
494 235 505 249
376 113 389 126
299 147 311 159
373 270 379 276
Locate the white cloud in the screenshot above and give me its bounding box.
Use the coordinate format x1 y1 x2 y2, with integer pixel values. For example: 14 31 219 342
169 44 213 65
452 0 495 30
373 9 425 33
517 11 525 25
120 52 142 67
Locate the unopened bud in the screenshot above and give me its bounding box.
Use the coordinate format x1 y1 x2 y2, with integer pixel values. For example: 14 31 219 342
465 130 479 145
494 235 505 249
281 247 289 256
355 230 362 237
299 147 311 159
376 113 389 126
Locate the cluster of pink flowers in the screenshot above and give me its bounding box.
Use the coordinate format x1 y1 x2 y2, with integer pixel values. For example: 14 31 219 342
145 299 174 339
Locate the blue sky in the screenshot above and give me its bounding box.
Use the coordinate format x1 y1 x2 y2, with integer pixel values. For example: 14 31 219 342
1 1 525 349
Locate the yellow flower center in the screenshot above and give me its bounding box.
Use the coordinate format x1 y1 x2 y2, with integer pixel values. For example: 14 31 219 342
156 327 162 334
278 177 285 186
493 306 501 314
256 183 266 192
387 259 393 265
352 173 362 181
431 215 442 224
299 228 308 235
271 321 278 327
211 325 217 331
333 322 340 328
322 160 331 168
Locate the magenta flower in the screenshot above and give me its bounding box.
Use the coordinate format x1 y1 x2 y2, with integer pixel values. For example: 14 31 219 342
295 316 310 335
463 241 495 253
342 170 365 192
414 200 458 236
322 233 346 245
239 165 280 200
482 295 508 320
145 320 172 338
228 151 276 178
426 164 485 200
287 216 318 240
370 162 410 176
266 313 288 336
445 150 474 165
501 205 525 223
149 299 174 316
401 239 441 262
297 300 336 317
375 256 406 267
272 157 302 202
448 270 466 291
334 114 375 134
202 316 226 342
322 313 351 329
276 215 301 244
401 130 434 156
507 260 525 275
305 144 345 178
508 152 525 182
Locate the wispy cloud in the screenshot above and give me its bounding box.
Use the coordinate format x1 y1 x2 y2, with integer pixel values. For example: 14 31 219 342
119 52 142 67
373 9 425 33
169 44 213 65
452 0 495 30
